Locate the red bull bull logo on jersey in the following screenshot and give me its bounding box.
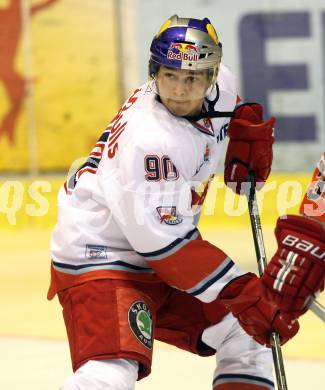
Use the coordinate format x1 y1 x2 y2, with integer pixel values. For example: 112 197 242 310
156 206 183 225
167 42 199 62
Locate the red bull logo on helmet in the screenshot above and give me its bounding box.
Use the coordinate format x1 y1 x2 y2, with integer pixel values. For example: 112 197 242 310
167 42 199 62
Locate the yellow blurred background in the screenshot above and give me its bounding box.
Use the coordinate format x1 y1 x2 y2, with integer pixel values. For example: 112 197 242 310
0 0 120 172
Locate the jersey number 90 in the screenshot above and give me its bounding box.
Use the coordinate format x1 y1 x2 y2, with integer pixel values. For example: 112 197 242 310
144 155 179 182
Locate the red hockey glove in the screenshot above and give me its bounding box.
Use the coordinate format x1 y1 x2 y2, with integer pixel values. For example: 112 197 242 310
224 103 275 194
262 215 325 317
218 273 299 347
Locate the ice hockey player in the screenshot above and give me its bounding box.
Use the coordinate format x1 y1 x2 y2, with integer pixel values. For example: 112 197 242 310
48 15 298 389
263 152 325 319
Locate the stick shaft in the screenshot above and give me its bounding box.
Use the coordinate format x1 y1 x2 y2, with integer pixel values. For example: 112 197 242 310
309 300 325 322
247 174 288 390
270 333 289 390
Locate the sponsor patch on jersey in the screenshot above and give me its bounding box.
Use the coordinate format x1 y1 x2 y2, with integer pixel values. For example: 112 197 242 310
85 244 108 260
128 300 153 349
156 206 183 225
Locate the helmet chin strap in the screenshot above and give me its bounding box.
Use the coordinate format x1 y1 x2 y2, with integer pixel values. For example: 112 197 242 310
184 83 234 121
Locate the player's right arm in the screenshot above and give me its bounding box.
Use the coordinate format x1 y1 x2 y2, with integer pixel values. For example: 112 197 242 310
99 130 298 346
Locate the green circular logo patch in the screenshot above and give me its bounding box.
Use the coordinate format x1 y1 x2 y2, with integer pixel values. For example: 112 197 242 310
128 300 153 349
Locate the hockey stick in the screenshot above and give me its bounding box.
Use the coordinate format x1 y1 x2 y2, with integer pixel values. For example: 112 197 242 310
247 172 288 390
309 300 325 322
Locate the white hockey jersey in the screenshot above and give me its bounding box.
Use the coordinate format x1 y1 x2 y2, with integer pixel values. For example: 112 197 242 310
48 64 242 301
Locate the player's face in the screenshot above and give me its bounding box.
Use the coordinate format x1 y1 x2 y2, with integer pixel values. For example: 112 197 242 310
156 66 211 117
